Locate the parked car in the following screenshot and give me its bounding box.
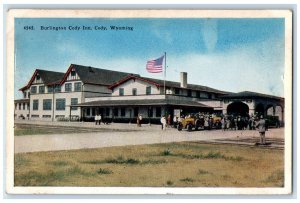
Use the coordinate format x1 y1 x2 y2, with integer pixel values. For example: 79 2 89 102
265 115 280 128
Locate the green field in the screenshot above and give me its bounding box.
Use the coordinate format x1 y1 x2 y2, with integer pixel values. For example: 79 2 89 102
14 124 138 136
15 142 284 187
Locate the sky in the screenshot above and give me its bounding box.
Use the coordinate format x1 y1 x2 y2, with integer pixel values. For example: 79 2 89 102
14 18 285 99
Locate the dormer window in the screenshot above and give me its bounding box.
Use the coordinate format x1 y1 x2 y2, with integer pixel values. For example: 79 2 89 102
36 75 40 81
119 88 124 96
146 86 151 95
71 71 76 77
132 88 137 96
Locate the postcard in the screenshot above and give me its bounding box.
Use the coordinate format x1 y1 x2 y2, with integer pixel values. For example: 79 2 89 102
6 9 292 195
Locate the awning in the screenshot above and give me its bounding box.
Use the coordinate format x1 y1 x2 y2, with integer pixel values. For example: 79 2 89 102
71 99 213 109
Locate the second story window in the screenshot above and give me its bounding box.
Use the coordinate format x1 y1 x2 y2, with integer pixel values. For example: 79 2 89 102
31 86 37 94
23 92 27 98
33 99 39 110
74 82 81 91
47 86 53 93
54 85 61 93
65 83 72 92
119 88 124 96
146 86 151 95
39 86 45 94
175 88 180 95
132 88 137 96
187 90 192 97
23 103 25 110
18 103 21 110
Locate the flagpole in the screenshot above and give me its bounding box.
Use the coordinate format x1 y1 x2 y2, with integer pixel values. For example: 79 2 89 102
164 52 166 95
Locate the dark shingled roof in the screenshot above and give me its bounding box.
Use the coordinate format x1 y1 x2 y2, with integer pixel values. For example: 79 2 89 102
221 91 284 100
71 64 139 85
19 69 65 90
141 76 228 94
37 69 65 85
72 99 213 108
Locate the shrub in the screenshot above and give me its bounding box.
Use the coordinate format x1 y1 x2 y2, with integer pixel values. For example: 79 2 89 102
162 149 172 156
97 168 113 175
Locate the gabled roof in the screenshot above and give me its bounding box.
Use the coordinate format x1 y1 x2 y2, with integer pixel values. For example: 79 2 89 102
109 75 228 94
221 91 284 100
60 64 139 86
19 69 65 91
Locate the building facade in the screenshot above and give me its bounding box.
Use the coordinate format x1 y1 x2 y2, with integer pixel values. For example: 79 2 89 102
14 64 285 124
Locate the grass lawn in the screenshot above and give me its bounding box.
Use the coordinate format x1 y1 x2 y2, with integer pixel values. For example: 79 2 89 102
14 124 138 136
14 142 284 187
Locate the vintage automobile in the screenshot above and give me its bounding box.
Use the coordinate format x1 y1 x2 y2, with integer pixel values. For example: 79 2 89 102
265 115 281 128
177 114 202 131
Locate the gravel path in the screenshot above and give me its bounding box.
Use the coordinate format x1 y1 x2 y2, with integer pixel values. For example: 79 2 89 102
14 121 284 153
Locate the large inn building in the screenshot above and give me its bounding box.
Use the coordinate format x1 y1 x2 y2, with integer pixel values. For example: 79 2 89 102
14 64 285 124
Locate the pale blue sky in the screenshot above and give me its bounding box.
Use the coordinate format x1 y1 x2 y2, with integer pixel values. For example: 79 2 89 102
15 18 285 98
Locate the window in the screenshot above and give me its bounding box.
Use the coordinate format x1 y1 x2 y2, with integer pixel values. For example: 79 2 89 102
39 86 45 94
134 107 139 117
23 103 25 110
65 83 72 92
132 88 137 96
56 99 65 110
208 94 212 99
33 100 39 110
187 90 192 97
74 82 81 91
71 98 78 110
27 103 30 109
119 88 124 96
43 99 52 110
47 86 53 93
31 115 39 118
23 92 27 98
113 108 119 117
36 75 40 81
15 104 17 110
87 108 90 116
92 108 96 116
28 92 30 98
71 71 76 77
54 85 61 92
31 86 37 94
146 86 151 95
105 108 110 116
196 91 200 98
121 108 125 117
156 107 161 117
18 103 21 110
175 88 180 95
42 115 51 118
148 107 153 117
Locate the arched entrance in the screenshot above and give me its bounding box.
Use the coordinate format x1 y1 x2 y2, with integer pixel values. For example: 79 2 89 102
227 102 249 116
255 103 264 116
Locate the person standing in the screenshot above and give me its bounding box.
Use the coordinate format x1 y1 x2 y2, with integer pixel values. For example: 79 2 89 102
173 115 178 128
98 114 102 125
160 116 166 130
256 115 266 145
95 114 99 125
167 115 171 128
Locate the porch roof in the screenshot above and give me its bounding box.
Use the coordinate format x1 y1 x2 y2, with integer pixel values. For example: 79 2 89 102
72 99 212 108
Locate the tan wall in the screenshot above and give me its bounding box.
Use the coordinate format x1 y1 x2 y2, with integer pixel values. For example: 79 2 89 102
111 79 160 96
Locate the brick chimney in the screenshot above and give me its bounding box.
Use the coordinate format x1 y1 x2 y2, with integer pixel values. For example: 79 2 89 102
180 72 187 88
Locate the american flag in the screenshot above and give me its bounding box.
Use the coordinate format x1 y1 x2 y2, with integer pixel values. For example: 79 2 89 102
146 55 164 73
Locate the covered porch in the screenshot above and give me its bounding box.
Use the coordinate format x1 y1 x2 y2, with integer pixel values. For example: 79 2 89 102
70 99 213 124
